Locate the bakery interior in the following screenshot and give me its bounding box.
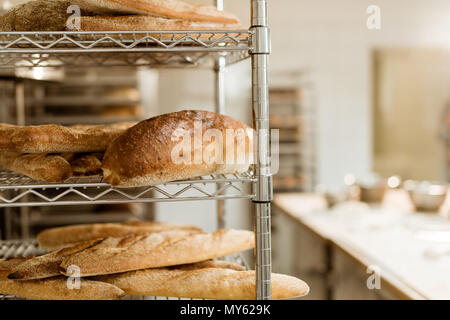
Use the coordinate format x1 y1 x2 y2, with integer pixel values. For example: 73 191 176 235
0 0 449 301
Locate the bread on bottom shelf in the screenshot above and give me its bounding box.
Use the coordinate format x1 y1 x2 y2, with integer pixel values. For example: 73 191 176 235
12 229 203 280
37 220 203 250
0 258 125 300
7 239 102 280
94 262 309 300
60 229 255 277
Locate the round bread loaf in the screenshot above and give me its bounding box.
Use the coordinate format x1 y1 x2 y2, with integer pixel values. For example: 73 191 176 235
102 110 253 187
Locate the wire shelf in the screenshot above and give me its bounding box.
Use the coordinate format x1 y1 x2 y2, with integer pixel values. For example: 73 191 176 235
0 239 46 258
0 30 251 68
0 170 255 207
0 239 250 300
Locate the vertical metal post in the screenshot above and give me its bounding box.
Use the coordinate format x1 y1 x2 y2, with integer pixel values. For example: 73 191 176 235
215 0 224 11
15 81 30 239
214 0 226 230
251 0 272 300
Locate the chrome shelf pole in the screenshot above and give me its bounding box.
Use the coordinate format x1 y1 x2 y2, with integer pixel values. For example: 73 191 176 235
251 0 272 300
215 0 226 230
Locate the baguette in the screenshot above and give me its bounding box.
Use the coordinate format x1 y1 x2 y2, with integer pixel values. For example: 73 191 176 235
0 0 243 32
79 15 243 32
94 266 309 300
0 152 73 183
37 221 202 250
8 239 103 280
60 229 255 277
0 0 73 31
72 0 240 24
102 110 253 187
0 122 136 153
0 258 125 300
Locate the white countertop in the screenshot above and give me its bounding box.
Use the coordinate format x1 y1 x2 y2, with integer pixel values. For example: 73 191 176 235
273 192 450 300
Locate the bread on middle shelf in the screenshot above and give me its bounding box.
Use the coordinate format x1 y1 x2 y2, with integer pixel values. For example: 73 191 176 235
102 110 254 187
0 122 136 154
0 258 125 300
0 152 73 183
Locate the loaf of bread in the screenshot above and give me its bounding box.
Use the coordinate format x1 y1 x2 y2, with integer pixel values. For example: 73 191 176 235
37 220 202 250
8 239 102 280
67 153 103 176
0 258 125 300
79 15 243 32
94 262 309 300
0 0 74 31
0 0 243 32
60 229 255 277
0 122 136 153
102 110 253 187
0 152 73 183
71 0 240 24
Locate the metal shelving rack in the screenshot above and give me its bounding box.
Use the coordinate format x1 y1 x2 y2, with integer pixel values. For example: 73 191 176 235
0 0 272 300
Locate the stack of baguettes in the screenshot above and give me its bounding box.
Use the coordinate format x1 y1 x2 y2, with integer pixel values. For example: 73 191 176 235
0 122 136 183
0 0 244 32
0 221 310 300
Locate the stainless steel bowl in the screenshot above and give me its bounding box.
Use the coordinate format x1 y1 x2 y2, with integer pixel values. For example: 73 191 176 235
404 180 448 212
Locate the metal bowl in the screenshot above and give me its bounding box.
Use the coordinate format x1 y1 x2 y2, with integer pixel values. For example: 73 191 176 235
404 180 448 212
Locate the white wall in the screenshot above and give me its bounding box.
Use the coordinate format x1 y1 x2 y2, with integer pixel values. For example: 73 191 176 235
146 0 450 229
226 0 450 188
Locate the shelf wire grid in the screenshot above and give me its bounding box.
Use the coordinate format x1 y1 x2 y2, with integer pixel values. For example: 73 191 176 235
0 30 251 68
0 170 256 207
0 239 250 300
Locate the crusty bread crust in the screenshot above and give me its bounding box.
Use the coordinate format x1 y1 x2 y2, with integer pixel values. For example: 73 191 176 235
79 14 243 31
60 229 255 276
0 152 73 183
0 122 136 153
8 239 103 280
102 110 253 187
0 258 125 300
69 153 103 176
0 0 72 31
0 0 242 32
72 0 240 24
95 267 309 300
37 221 202 250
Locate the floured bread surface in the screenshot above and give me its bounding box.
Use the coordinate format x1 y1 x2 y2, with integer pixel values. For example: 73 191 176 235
102 110 253 187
